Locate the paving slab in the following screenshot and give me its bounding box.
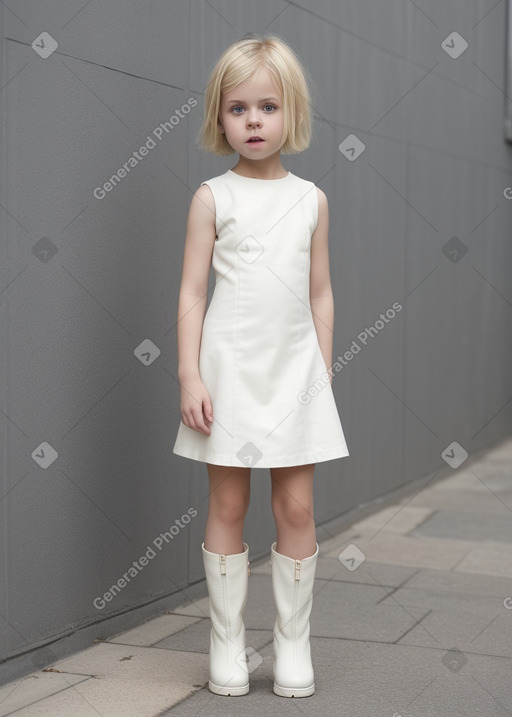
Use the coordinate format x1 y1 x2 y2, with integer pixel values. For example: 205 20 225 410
339 504 435 535
398 604 512 657
0 673 90 717
404 567 512 597
323 533 472 569
395 488 512 514
410 509 512 543
455 545 512 578
107 613 202 647
3 642 208 716
386 583 511 654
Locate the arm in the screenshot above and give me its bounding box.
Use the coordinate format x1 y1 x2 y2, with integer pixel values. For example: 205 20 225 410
176 184 216 432
177 183 216 380
309 187 334 383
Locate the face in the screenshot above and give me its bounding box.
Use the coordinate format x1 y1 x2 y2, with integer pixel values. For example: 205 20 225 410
218 66 285 161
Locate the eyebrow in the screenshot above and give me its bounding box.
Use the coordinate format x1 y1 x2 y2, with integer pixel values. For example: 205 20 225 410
226 97 279 104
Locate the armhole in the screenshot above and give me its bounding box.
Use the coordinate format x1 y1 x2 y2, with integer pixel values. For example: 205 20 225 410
200 180 218 240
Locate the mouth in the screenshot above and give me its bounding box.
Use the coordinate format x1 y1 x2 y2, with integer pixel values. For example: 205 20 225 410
246 137 264 143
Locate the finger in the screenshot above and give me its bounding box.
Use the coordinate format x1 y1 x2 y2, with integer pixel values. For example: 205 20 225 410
204 400 213 422
191 406 211 434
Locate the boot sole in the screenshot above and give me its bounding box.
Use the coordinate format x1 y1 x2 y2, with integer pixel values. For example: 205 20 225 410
208 680 249 696
273 682 315 698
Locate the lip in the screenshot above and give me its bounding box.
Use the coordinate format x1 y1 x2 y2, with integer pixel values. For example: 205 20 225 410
246 137 264 143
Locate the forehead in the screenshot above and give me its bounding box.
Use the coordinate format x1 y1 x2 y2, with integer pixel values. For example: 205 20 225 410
222 66 281 103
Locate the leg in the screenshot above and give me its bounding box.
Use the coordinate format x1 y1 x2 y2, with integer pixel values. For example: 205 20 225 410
204 463 251 555
202 463 251 696
270 463 316 559
269 463 319 697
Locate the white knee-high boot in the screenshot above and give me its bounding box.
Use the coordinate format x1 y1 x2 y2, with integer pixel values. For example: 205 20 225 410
270 540 319 697
201 541 251 696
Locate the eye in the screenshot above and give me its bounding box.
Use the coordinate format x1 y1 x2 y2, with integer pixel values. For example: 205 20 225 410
230 104 277 114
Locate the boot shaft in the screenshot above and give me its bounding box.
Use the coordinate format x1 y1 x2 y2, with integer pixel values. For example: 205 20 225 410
201 541 251 696
270 542 319 629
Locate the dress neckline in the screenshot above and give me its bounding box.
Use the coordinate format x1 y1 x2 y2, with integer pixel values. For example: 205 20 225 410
227 169 291 181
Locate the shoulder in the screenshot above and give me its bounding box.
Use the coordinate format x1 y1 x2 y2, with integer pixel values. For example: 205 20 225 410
191 182 215 207
313 187 328 233
315 186 328 210
294 175 327 211
292 175 327 212
193 172 229 204
308 185 328 239
188 182 215 227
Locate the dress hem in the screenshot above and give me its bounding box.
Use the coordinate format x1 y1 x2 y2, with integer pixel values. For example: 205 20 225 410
172 446 350 468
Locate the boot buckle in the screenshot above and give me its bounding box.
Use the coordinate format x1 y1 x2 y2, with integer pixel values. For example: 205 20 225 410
219 554 226 574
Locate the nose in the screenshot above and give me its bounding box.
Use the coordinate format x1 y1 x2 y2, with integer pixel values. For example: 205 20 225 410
247 111 262 128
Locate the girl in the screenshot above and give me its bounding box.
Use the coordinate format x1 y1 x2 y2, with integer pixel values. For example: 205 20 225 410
173 33 349 698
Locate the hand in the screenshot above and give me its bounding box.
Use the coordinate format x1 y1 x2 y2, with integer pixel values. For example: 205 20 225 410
179 376 214 435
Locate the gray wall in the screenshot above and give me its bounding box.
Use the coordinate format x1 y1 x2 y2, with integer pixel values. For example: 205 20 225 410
2 0 511 684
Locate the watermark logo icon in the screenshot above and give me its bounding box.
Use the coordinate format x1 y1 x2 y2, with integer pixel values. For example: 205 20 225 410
32 442 58 469
236 235 263 264
441 442 468 469
338 134 366 161
442 236 468 263
441 647 467 672
134 339 161 366
32 237 58 263
32 32 58 59
441 32 468 59
236 442 263 466
338 543 366 571
236 646 263 673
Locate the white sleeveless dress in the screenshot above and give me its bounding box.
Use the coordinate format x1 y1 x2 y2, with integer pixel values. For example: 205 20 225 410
172 169 349 468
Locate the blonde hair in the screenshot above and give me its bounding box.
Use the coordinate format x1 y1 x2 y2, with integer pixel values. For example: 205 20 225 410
197 34 313 156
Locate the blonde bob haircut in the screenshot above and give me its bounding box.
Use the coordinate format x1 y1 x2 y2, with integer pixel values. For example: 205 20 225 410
198 34 313 156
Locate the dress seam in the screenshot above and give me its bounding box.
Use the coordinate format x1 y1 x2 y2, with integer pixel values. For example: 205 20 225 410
296 186 308 462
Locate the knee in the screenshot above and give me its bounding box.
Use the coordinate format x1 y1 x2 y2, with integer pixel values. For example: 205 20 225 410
272 496 313 529
210 493 249 525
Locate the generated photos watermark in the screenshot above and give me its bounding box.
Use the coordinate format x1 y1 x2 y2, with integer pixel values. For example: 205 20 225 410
93 97 198 199
93 507 198 610
298 300 403 404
